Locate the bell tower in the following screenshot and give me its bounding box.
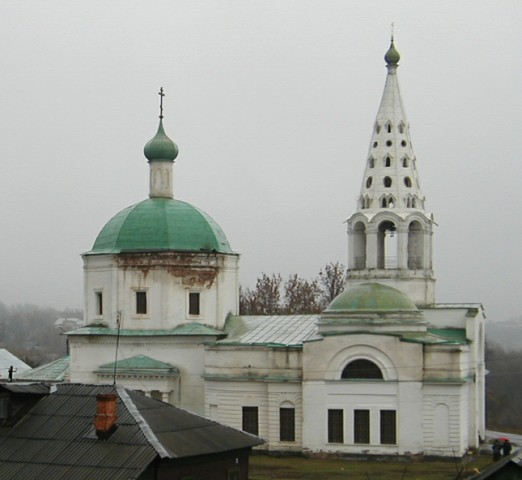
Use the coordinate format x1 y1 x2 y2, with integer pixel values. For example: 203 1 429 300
346 38 435 306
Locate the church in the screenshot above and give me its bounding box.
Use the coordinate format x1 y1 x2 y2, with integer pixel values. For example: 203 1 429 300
66 39 486 457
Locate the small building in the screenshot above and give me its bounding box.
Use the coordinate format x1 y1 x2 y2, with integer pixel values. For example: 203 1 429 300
0 383 263 479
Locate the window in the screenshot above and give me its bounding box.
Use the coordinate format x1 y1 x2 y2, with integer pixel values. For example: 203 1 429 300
354 409 370 444
280 407 295 442
189 292 200 315
136 291 147 314
402 156 409 167
404 177 412 187
384 156 391 167
342 359 384 379
95 291 103 315
366 177 372 188
227 468 240 480
242 406 258 435
327 409 343 443
384 176 392 187
368 156 375 168
380 410 397 444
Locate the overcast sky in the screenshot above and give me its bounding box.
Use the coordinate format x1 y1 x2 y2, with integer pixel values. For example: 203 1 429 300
0 1 520 324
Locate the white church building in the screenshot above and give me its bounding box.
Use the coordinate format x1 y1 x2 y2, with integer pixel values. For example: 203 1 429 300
67 40 486 457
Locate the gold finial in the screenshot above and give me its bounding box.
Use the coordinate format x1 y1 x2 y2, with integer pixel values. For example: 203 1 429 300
159 87 165 119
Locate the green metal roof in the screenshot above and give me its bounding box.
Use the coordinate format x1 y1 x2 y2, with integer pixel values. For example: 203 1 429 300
14 356 70 382
385 38 400 65
96 354 179 377
86 197 234 255
144 119 178 162
66 322 224 337
325 283 417 313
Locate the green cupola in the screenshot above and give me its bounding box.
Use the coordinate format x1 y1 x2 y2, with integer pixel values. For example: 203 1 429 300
384 38 400 66
144 119 179 163
85 88 235 255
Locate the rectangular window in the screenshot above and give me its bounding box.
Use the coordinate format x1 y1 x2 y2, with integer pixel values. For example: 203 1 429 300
380 410 397 444
136 291 147 314
279 407 295 442
95 291 103 315
354 409 370 444
327 409 343 443
242 406 258 435
189 292 200 315
227 468 240 480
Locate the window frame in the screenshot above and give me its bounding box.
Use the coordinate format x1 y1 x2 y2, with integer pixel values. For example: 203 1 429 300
95 290 103 316
279 407 295 442
327 409 344 444
242 406 258 436
354 409 370 444
380 410 397 445
134 289 148 316
188 291 201 316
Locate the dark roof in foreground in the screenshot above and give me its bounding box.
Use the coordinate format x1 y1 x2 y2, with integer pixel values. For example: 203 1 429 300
0 383 262 479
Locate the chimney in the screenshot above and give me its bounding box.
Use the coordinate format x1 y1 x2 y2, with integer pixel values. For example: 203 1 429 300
94 393 118 439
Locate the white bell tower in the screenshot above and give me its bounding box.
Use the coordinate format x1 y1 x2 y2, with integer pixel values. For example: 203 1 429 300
346 38 435 306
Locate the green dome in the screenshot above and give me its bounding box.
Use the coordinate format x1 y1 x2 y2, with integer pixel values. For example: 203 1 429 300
326 283 416 312
87 198 234 254
384 40 400 66
144 119 178 162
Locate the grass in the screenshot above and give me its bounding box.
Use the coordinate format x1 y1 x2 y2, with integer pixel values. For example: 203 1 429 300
249 453 494 480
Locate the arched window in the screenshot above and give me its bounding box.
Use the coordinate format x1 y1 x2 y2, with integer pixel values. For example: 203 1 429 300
342 359 383 379
402 156 409 167
385 122 392 133
366 177 372 188
404 177 412 188
398 122 405 134
368 156 375 168
375 123 381 134
384 156 391 167
384 176 392 187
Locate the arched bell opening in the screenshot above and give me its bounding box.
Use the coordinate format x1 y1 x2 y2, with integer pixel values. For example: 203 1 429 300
353 222 367 269
377 220 397 269
408 220 425 269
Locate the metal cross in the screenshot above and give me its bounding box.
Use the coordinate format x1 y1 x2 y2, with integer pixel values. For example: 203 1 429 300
159 87 165 119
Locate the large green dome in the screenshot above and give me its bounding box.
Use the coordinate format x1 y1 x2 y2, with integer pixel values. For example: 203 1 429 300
86 198 234 255
326 283 416 312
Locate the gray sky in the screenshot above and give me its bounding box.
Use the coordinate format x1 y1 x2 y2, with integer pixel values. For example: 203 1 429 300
0 1 521 324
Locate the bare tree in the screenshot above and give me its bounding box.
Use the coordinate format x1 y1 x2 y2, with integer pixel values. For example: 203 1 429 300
239 274 282 315
318 262 345 309
282 274 322 314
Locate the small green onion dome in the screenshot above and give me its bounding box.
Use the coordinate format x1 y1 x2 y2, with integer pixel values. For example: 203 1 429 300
325 283 417 312
384 40 400 66
144 119 178 162
86 198 234 255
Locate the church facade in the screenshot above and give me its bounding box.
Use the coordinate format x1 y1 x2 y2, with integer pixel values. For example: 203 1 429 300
67 40 486 457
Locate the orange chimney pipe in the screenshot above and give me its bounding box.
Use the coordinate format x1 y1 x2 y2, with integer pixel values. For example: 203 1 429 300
95 393 118 438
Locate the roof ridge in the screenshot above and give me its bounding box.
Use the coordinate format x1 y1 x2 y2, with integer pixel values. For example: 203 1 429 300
116 385 172 459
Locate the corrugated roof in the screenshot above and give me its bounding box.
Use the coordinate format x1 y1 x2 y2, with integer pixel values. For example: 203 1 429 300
222 315 319 346
0 383 262 479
